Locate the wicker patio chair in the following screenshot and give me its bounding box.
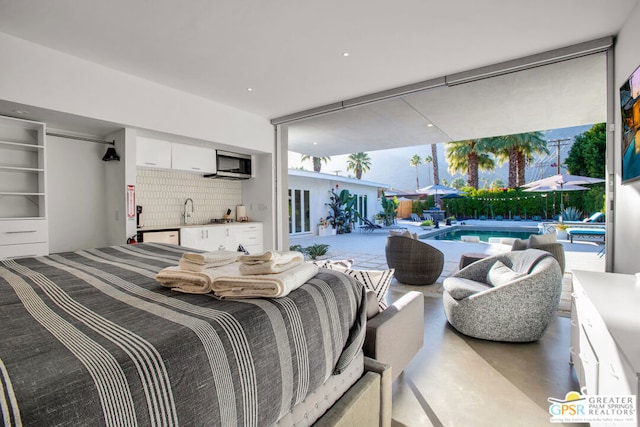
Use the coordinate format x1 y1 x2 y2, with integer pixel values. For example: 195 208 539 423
385 235 444 285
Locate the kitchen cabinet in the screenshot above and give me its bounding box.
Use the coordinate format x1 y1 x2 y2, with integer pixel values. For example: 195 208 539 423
180 226 226 251
0 116 48 258
171 143 216 173
179 223 263 253
136 137 171 169
571 270 639 426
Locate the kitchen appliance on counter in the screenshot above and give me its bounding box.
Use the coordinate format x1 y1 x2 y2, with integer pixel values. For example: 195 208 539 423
136 205 143 228
210 218 234 224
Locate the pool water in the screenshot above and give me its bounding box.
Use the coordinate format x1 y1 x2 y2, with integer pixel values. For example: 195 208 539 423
425 229 536 242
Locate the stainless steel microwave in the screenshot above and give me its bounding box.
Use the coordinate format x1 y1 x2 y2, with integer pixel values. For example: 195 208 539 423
205 150 252 180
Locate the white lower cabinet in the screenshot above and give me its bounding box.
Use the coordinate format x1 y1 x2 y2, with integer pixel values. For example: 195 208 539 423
571 271 640 427
179 223 263 253
179 226 225 251
0 219 49 259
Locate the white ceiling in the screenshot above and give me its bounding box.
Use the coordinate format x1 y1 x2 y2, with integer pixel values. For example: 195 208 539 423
0 0 636 153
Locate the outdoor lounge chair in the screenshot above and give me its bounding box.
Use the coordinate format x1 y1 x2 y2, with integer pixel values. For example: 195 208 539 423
360 217 383 233
385 235 444 285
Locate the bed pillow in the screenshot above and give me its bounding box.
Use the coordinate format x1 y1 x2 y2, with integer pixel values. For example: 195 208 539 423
311 259 353 270
528 232 557 247
486 260 526 287
342 268 394 310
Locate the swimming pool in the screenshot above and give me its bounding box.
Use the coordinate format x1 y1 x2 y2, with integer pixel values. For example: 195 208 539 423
424 227 538 242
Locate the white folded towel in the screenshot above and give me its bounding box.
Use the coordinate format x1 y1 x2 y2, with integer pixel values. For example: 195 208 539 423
211 262 319 299
179 250 240 272
238 250 303 265
155 263 239 294
238 252 304 275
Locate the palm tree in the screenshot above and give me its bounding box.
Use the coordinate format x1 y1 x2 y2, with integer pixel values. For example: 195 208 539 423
424 154 433 185
431 144 440 185
346 152 371 179
450 177 466 189
445 139 495 189
492 132 549 187
409 154 422 189
300 154 331 172
515 132 549 186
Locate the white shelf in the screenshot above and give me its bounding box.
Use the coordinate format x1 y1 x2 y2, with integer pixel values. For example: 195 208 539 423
0 116 48 257
0 166 44 173
0 140 43 150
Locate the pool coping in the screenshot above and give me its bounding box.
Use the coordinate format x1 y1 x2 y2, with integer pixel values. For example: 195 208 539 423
419 223 540 240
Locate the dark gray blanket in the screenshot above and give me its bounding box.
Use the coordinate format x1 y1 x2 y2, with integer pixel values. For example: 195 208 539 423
0 243 366 426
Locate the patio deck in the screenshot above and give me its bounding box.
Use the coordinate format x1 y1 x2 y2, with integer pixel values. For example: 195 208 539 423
290 219 606 314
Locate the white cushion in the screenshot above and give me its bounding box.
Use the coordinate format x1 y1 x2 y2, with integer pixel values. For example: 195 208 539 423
389 229 416 239
461 235 480 242
486 260 526 287
342 268 394 310
529 232 557 246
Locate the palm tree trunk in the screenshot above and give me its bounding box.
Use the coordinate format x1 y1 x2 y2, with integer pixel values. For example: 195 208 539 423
415 166 420 190
516 151 526 186
313 157 321 172
431 144 439 185
356 168 362 179
468 151 479 189
508 148 517 188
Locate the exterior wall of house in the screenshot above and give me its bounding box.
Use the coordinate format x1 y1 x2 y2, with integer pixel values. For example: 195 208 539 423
288 170 387 236
613 1 640 273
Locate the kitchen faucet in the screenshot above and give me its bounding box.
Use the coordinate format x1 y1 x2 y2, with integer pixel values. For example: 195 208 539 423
183 198 194 224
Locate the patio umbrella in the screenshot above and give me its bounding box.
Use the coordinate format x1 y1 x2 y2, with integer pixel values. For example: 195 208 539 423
416 184 463 198
521 173 605 214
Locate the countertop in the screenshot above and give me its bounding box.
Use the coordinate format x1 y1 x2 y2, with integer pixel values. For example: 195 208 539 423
138 222 260 232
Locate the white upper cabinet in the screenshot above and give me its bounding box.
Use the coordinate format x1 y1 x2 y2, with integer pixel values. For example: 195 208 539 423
171 143 216 173
136 137 171 169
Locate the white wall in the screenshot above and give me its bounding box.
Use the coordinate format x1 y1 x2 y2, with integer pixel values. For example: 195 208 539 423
47 135 109 252
613 2 640 273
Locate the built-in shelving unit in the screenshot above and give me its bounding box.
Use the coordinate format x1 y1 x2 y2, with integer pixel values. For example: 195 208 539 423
0 115 48 258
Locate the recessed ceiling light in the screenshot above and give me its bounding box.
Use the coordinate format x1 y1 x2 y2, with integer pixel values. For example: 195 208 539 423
427 123 434 127
12 109 29 115
342 52 350 57
313 142 318 145
247 87 253 92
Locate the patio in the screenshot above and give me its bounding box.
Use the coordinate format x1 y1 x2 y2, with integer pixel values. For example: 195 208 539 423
290 218 606 314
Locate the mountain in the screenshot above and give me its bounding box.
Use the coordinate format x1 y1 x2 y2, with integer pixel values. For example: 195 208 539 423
288 124 595 190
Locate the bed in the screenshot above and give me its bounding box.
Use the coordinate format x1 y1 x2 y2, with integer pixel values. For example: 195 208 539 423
0 243 370 426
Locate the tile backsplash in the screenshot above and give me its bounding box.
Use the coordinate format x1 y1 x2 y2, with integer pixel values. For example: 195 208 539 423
136 168 242 228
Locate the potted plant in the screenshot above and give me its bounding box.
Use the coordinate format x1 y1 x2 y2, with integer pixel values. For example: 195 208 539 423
555 223 569 240
318 217 334 236
446 216 457 225
420 219 435 230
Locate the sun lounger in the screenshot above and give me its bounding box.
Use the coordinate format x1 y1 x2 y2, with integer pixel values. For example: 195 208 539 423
567 228 605 243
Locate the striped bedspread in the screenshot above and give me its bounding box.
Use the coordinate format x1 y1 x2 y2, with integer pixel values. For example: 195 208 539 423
0 243 366 426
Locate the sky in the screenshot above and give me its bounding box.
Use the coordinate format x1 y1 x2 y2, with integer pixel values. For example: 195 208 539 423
287 124 594 191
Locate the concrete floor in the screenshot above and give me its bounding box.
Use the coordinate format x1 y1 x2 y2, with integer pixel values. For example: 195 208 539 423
291 220 603 426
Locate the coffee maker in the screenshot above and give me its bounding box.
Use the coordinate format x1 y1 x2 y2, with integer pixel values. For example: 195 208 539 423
136 205 143 228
